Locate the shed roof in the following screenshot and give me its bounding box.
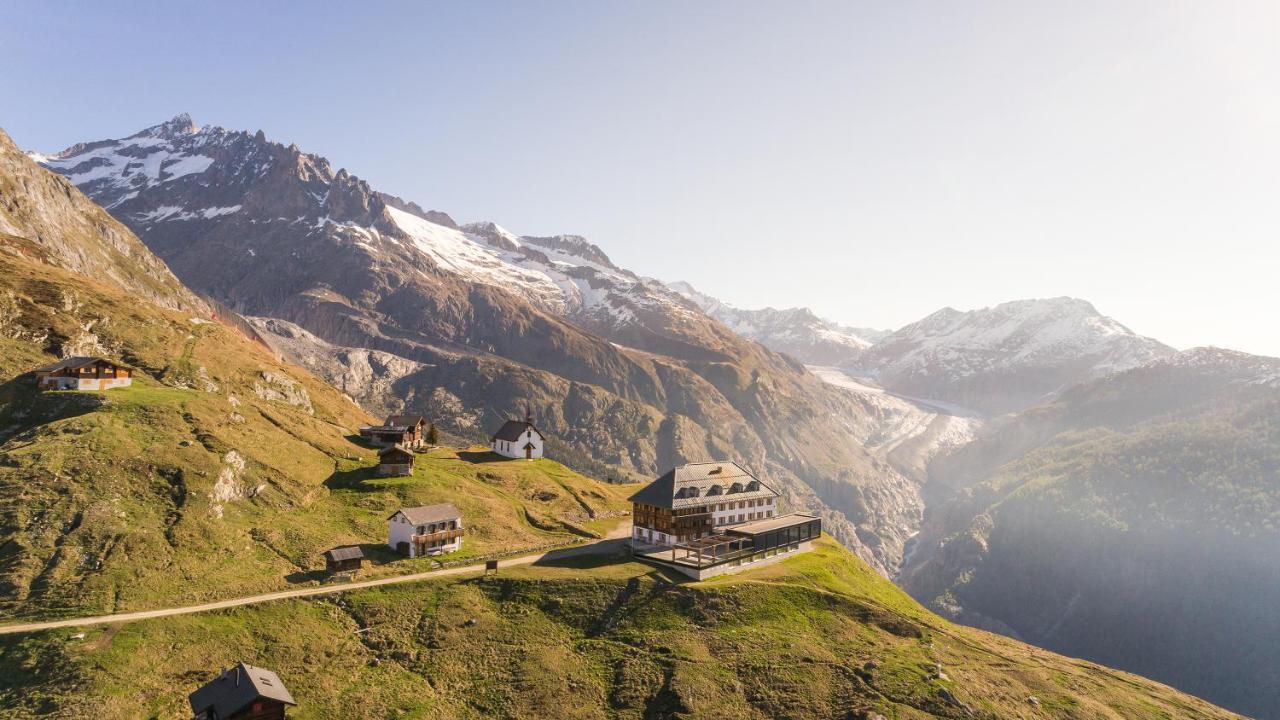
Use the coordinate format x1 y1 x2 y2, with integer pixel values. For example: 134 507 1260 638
491 419 543 442
188 662 296 718
32 356 127 373
390 503 461 525
385 414 425 427
378 444 415 460
628 461 778 510
324 546 365 562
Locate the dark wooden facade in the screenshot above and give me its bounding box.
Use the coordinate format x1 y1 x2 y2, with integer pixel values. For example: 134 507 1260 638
377 446 415 476
323 546 364 574
632 503 714 542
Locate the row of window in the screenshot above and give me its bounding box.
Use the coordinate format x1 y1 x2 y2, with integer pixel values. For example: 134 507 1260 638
714 497 772 512
415 520 459 534
716 510 773 525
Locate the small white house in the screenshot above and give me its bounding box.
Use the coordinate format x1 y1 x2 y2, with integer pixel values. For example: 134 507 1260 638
490 408 545 460
388 503 463 558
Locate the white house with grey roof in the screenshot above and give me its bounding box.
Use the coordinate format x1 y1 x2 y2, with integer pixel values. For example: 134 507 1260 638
388 503 463 558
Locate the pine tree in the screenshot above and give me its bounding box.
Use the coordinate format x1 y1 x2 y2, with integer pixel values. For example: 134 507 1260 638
426 423 439 446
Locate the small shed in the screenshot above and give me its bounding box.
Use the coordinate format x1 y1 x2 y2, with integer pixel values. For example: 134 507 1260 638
377 444 415 476
323 546 365 574
189 662 296 720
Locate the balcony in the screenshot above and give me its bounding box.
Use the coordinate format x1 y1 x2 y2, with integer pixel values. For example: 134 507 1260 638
412 528 463 544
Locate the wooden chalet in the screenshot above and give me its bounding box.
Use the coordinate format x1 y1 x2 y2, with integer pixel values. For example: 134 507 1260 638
629 461 781 546
323 545 365 574
628 461 820 578
377 445 415 476
189 662 296 720
33 356 132 391
359 414 426 449
388 503 463 557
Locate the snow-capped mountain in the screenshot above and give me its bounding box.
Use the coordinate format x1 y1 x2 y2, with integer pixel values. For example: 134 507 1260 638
852 297 1174 415
35 115 731 360
35 114 929 575
667 280 889 364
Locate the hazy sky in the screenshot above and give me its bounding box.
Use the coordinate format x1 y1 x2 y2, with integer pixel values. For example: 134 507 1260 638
4 2 1278 355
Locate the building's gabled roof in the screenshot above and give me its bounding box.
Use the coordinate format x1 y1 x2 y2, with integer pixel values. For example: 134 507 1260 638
385 414 425 428
628 461 779 510
378 444 415 460
363 424 412 434
491 419 544 442
324 546 365 562
32 356 127 373
390 502 461 525
188 662 296 718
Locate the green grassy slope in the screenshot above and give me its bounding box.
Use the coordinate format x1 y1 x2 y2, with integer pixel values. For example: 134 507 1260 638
0 254 633 621
0 538 1243 719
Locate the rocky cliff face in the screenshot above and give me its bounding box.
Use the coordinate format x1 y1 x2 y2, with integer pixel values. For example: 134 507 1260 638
38 116 925 575
0 128 203 313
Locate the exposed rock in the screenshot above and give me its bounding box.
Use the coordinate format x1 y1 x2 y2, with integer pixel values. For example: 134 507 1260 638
210 449 247 504
252 370 313 414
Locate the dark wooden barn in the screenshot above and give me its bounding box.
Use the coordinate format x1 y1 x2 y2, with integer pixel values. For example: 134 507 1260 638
189 662 296 720
323 545 365 574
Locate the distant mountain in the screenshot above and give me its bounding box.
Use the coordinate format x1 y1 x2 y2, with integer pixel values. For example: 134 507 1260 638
36 115 927 574
667 280 888 365
899 347 1280 719
850 297 1174 415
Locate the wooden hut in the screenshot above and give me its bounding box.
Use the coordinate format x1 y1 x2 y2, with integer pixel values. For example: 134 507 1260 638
189 662 296 719
323 546 365 574
377 445 415 476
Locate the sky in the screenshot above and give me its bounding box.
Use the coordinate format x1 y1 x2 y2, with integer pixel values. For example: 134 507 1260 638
3 1 1278 355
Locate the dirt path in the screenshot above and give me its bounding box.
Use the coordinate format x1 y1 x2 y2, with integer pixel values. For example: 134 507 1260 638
0 529 632 636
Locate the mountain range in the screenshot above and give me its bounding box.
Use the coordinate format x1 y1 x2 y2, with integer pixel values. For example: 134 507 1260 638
26 114 1280 718
0 122 1248 719
33 115 926 575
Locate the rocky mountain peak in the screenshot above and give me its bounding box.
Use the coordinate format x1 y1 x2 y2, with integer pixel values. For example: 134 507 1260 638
134 112 199 140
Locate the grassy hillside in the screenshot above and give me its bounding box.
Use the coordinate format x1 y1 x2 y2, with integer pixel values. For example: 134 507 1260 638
0 253 633 622
0 538 1243 719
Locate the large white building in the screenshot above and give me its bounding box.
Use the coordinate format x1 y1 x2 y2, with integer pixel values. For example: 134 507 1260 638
490 409 545 460
628 461 821 579
388 503 463 558
629 461 781 546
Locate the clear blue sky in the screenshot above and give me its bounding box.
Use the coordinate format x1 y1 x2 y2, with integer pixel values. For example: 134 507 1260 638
3 1 1278 355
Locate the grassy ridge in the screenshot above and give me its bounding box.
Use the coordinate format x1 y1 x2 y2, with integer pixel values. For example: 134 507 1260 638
0 255 633 621
0 539 1242 719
